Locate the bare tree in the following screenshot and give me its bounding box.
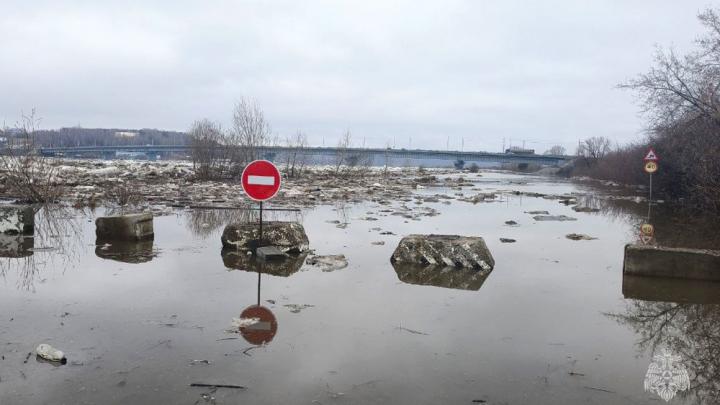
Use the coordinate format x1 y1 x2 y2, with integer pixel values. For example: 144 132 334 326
284 131 308 178
188 119 226 180
0 110 63 203
620 8 720 129
577 136 611 165
544 145 566 155
334 130 352 175
229 97 272 168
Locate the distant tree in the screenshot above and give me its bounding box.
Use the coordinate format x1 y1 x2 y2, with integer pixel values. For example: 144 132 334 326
544 145 566 156
188 119 225 179
617 7 720 209
0 109 63 202
577 137 611 165
283 131 308 178
229 97 272 167
334 130 352 175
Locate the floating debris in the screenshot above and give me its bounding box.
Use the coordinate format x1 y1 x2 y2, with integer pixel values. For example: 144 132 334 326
566 233 597 241
283 304 315 314
35 344 66 364
533 215 577 222
306 255 349 272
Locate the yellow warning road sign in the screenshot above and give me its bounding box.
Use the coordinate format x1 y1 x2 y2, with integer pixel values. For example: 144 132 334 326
644 161 658 174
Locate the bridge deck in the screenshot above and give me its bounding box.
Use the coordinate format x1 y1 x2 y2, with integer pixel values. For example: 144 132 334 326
38 145 571 165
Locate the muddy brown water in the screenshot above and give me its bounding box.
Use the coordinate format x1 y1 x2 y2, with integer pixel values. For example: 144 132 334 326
1 172 719 404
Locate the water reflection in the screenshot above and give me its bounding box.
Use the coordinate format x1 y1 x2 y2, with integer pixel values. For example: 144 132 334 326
576 194 720 249
0 234 33 258
221 248 307 277
610 298 720 404
392 263 492 291
622 275 720 305
185 208 303 238
236 267 278 346
95 240 157 264
186 208 256 238
0 205 84 290
613 274 720 403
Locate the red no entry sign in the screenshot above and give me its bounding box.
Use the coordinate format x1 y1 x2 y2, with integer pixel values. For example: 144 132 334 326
241 160 281 201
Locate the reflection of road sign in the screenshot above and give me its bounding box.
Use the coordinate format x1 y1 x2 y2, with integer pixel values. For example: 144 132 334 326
640 223 654 236
640 234 654 245
239 305 278 345
241 160 281 201
644 161 658 174
644 148 659 162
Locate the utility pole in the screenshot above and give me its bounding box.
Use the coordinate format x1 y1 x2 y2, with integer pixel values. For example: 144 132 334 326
446 136 449 151
461 137 464 152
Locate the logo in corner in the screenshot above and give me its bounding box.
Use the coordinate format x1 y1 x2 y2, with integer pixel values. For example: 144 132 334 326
644 348 690 402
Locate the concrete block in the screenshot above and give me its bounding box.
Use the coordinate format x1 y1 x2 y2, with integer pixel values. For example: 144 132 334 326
0 205 34 235
96 213 154 241
256 246 288 261
623 244 720 281
221 221 309 253
390 234 494 270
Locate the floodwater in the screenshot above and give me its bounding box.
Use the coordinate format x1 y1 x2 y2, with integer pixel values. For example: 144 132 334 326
1 171 719 404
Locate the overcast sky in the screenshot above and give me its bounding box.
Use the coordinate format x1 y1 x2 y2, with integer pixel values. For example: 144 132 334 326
0 1 715 152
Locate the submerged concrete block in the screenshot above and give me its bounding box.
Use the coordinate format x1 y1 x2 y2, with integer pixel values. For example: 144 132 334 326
0 205 34 235
623 244 720 281
96 213 154 241
222 248 307 277
390 234 495 270
221 221 309 253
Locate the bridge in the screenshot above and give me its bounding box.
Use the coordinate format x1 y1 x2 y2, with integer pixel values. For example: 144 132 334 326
38 145 571 167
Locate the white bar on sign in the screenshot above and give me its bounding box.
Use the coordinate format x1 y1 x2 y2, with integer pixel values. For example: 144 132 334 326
248 175 275 186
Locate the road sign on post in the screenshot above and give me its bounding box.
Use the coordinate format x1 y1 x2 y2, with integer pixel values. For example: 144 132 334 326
644 148 659 162
241 160 281 248
644 161 658 174
643 148 658 222
241 160 281 202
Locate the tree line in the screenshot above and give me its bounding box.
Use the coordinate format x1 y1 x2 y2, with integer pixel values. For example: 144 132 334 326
569 8 720 212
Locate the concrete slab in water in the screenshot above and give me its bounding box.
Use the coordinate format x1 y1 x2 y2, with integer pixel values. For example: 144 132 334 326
221 221 309 253
623 244 720 281
96 213 154 241
390 234 494 270
256 246 288 261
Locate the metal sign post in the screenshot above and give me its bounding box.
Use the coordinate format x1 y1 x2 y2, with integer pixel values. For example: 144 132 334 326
642 149 659 243
241 160 281 249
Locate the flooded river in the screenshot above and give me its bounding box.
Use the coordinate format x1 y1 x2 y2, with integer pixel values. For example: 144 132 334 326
1 171 719 404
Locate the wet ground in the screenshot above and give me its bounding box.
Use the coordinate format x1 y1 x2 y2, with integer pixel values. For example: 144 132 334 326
1 171 719 404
